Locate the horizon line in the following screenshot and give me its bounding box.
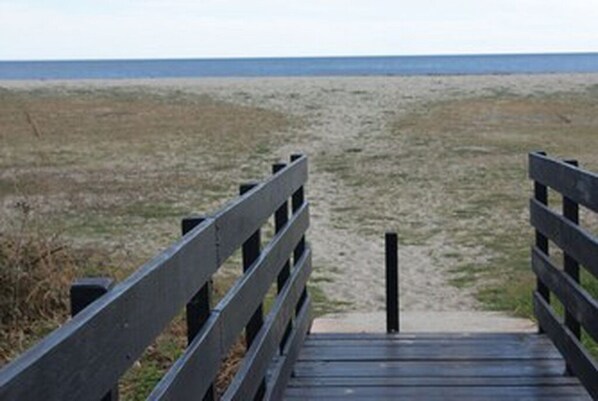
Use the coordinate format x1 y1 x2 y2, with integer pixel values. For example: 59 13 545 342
2 51 598 63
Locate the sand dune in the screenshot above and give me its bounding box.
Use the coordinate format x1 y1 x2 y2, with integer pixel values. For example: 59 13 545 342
3 74 598 317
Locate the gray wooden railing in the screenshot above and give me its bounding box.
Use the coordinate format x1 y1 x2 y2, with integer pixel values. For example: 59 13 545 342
0 154 311 401
529 151 598 399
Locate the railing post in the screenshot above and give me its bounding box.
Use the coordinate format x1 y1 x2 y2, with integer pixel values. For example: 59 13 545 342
70 278 118 401
290 154 307 314
181 216 215 401
273 162 293 352
534 151 549 334
562 159 581 374
240 182 266 400
385 232 399 333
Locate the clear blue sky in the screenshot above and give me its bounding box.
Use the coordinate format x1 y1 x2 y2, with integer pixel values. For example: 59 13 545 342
1 0 597 60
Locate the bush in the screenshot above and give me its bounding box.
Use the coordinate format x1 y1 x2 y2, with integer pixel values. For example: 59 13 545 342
0 201 77 363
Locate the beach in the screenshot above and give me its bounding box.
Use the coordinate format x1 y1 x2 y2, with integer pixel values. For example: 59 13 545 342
2 73 598 318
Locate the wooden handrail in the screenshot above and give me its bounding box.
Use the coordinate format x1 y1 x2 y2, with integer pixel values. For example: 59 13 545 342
0 155 311 401
529 151 598 399
530 198 598 279
529 151 598 214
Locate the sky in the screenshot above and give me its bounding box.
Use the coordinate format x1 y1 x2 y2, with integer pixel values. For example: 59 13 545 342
1 0 597 60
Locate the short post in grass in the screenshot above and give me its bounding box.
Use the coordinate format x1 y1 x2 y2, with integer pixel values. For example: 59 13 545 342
181 215 215 401
385 232 399 334
70 278 118 401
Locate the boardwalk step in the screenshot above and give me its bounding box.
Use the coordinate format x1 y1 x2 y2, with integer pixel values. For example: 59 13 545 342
285 333 592 400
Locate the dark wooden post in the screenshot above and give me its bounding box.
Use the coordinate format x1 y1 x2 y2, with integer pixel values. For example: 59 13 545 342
563 159 581 374
290 154 307 313
385 232 399 333
240 182 266 400
181 216 215 401
534 151 549 333
240 182 264 348
70 278 118 401
182 216 213 343
273 162 292 352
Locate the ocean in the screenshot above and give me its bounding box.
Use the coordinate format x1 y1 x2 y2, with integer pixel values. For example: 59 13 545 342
1 53 598 80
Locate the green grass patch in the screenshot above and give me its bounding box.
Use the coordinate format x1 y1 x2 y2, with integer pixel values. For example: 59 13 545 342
125 202 187 220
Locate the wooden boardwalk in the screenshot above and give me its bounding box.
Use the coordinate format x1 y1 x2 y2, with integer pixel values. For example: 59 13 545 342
2 152 596 401
285 332 592 400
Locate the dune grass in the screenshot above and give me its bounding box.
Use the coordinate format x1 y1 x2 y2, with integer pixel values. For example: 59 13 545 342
316 87 598 354
0 86 299 398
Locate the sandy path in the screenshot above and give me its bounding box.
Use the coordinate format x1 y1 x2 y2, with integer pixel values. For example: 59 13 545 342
198 77 478 312
184 74 597 313
4 74 598 314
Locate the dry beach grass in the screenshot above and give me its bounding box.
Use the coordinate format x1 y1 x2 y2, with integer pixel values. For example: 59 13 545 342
2 74 598 397
0 86 295 398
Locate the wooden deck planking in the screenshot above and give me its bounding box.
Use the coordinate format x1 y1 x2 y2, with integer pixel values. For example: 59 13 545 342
285 333 592 400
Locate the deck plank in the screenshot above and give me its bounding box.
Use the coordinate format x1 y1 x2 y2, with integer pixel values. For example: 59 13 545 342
299 344 561 361
285 385 592 400
285 333 592 400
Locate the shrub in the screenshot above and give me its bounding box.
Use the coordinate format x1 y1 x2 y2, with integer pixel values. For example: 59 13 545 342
0 201 77 363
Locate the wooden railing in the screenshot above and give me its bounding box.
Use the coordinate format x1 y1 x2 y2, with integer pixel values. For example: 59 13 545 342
0 154 311 401
529 151 598 399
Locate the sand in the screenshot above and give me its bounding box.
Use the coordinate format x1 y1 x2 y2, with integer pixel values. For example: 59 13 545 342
3 74 598 320
311 311 536 333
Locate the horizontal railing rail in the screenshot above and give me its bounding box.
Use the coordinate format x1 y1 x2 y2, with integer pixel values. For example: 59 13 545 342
528 151 598 400
531 247 598 344
529 151 598 213
148 209 310 400
530 198 598 278
0 154 311 401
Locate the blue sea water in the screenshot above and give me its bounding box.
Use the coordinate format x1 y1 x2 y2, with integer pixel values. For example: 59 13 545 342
1 53 598 80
